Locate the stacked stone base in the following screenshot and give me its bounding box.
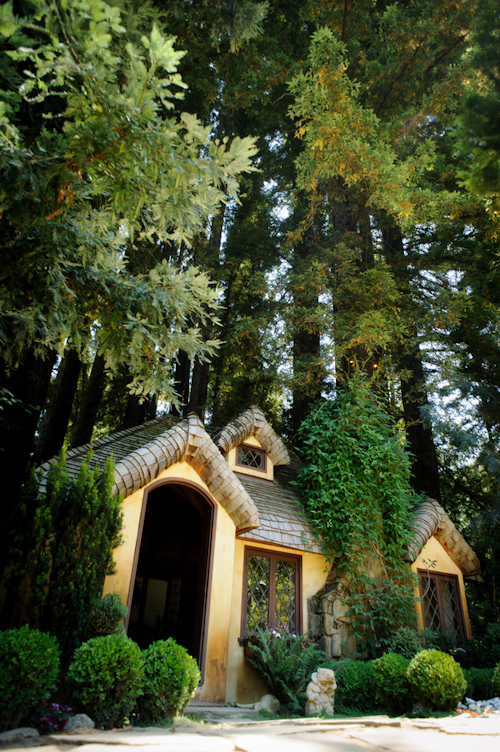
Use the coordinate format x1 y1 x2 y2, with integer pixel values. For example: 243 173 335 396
307 578 357 659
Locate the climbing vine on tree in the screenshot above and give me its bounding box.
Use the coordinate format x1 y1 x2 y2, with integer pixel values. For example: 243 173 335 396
297 375 419 655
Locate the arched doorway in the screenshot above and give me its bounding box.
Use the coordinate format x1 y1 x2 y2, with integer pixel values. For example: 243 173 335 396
127 480 216 672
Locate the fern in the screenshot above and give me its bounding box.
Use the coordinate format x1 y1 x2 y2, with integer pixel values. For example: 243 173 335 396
246 627 325 712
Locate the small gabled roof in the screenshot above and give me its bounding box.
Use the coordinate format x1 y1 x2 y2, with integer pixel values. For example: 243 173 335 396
404 497 481 579
214 406 290 466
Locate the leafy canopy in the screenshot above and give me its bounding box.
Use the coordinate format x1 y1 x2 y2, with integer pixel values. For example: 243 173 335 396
0 0 257 397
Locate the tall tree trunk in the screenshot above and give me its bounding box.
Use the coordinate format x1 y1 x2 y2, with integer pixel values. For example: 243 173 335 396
33 348 81 464
186 208 224 421
400 346 442 500
189 356 210 421
211 270 237 426
290 197 325 437
0 349 56 574
123 393 157 429
69 352 106 448
381 219 441 500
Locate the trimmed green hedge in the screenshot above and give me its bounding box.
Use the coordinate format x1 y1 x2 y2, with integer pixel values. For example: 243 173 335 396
137 639 200 723
67 633 144 729
408 649 467 710
0 626 60 732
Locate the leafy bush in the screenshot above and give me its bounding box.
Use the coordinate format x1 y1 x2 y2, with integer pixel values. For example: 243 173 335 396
463 667 495 700
407 649 467 710
372 653 412 714
67 633 144 729
422 629 456 654
388 627 422 660
335 660 377 712
137 639 200 723
493 662 500 695
246 627 325 712
81 592 127 643
0 625 60 732
469 623 500 669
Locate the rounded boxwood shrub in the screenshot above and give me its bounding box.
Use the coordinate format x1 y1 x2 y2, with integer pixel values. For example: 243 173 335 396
336 660 376 711
67 632 144 729
137 639 200 724
0 625 60 732
388 627 422 660
372 653 412 715
407 649 466 710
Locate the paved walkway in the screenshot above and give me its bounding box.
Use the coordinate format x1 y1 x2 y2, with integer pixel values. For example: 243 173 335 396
3 712 500 752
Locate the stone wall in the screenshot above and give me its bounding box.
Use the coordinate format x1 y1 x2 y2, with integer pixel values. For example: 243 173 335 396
307 578 357 659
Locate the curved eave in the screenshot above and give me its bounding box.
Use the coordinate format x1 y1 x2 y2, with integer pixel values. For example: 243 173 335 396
214 405 290 466
403 497 481 579
111 413 260 533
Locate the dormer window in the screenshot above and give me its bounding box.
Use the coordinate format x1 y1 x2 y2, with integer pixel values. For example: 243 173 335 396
236 444 267 473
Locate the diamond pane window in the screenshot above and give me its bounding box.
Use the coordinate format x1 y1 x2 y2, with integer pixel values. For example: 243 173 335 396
242 549 300 636
418 571 465 640
237 444 266 471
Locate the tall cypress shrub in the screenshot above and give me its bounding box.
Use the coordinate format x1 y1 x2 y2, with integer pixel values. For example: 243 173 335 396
6 451 122 658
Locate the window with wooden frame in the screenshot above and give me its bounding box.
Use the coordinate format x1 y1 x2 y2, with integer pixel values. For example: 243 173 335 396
236 444 267 473
417 570 466 641
241 548 301 637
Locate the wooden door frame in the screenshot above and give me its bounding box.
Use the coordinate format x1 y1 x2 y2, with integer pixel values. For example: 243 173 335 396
125 477 218 683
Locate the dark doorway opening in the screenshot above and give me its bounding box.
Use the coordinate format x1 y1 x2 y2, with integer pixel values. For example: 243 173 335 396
127 482 215 666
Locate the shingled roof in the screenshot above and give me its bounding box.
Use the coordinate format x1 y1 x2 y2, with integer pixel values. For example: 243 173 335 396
214 406 290 466
404 497 481 579
42 409 480 568
41 414 179 484
42 413 260 534
237 472 321 553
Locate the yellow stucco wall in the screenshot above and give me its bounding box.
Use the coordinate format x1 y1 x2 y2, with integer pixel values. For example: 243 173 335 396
225 538 328 704
410 534 472 639
102 461 236 703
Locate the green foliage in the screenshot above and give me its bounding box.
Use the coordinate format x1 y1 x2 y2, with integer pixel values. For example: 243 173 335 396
81 592 128 643
421 629 456 653
137 638 200 723
455 0 500 209
407 650 467 710
372 653 412 715
245 627 325 712
388 627 422 660
297 375 418 655
67 632 144 729
493 662 500 695
0 625 60 732
463 667 495 701
335 660 376 712
0 0 257 398
474 624 500 669
6 450 122 657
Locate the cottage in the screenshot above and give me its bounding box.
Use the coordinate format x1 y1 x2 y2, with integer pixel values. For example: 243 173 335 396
56 406 480 704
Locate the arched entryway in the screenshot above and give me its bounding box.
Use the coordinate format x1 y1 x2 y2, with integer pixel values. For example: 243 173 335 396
126 480 216 675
